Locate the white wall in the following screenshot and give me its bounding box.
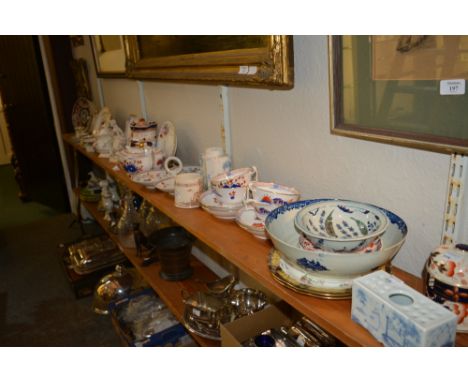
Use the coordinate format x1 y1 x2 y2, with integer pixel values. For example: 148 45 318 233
74 35 454 277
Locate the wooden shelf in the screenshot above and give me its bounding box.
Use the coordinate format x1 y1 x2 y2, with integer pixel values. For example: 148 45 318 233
76 191 219 347
64 133 468 347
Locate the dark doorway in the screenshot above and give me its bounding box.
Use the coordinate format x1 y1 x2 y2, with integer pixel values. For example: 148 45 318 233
0 36 69 212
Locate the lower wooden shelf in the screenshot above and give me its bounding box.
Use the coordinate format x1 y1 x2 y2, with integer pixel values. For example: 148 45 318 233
77 193 220 347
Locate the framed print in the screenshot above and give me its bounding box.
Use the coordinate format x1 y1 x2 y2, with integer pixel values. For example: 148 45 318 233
124 35 294 89
90 35 126 78
329 35 468 154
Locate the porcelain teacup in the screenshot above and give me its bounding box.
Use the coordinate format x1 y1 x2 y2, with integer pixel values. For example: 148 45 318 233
212 184 248 204
243 199 275 220
210 166 258 189
248 181 300 206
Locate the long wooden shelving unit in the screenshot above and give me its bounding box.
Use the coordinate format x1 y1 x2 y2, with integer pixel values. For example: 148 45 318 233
64 133 468 347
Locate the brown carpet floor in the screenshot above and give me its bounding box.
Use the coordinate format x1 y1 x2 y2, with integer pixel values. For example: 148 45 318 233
0 214 121 346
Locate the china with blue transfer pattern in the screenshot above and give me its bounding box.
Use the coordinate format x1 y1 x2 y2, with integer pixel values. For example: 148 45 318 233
268 249 353 299
294 200 388 253
265 199 407 278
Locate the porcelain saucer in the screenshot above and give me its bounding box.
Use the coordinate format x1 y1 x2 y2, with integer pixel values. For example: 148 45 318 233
157 121 177 157
235 207 268 240
200 190 243 220
131 170 166 188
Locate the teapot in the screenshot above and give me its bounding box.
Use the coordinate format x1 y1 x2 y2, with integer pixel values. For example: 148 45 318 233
424 243 468 332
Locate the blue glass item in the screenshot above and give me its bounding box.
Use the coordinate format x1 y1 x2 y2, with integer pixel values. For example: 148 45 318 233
254 334 276 347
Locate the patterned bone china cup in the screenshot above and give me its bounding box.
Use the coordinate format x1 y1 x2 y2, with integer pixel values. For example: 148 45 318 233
213 185 248 204
294 199 389 253
248 181 300 206
210 166 258 189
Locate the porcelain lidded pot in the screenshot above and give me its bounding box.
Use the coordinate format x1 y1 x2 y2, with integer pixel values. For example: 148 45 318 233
424 243 468 332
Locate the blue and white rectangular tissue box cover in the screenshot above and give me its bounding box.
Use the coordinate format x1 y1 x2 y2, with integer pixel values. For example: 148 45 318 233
351 270 457 347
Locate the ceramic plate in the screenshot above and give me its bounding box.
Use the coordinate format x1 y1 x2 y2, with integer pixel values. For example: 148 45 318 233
71 97 97 133
268 249 391 300
157 121 177 157
268 249 352 299
201 205 239 220
235 207 268 240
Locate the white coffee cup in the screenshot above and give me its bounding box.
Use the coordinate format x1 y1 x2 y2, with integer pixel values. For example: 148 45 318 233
174 173 203 208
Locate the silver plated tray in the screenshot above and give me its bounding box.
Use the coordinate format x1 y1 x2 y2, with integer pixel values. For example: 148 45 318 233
182 310 221 341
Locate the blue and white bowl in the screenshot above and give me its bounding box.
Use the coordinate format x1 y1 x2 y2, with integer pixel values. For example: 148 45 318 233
265 199 407 278
294 200 388 252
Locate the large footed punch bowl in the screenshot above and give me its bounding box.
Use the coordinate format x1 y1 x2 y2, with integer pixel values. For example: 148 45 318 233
265 199 407 279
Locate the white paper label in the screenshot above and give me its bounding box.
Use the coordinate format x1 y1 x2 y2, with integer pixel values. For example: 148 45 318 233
239 66 249 74
440 79 465 95
238 66 258 75
192 308 201 317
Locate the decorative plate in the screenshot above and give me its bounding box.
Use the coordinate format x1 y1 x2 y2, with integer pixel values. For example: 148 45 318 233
268 249 391 300
157 121 177 157
269 249 352 299
71 97 97 133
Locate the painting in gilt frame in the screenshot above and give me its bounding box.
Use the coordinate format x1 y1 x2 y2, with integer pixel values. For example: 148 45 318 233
90 36 126 78
124 35 294 89
329 35 468 154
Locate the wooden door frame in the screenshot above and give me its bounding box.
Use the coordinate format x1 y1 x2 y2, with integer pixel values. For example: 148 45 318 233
38 36 75 213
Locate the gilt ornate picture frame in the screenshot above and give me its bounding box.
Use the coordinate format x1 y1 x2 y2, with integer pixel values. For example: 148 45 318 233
124 35 294 89
90 35 126 78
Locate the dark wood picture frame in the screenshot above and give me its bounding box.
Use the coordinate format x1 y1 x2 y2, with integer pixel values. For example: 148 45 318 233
329 35 468 154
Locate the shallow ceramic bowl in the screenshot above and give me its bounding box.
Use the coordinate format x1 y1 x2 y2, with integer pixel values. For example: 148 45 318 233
265 199 407 278
294 200 388 252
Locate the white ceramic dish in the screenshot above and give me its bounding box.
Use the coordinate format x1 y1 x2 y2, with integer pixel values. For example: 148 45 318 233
265 199 407 278
235 207 268 240
294 200 388 252
157 121 177 157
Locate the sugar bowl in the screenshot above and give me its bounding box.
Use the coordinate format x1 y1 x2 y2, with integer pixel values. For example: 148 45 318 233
424 243 468 332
